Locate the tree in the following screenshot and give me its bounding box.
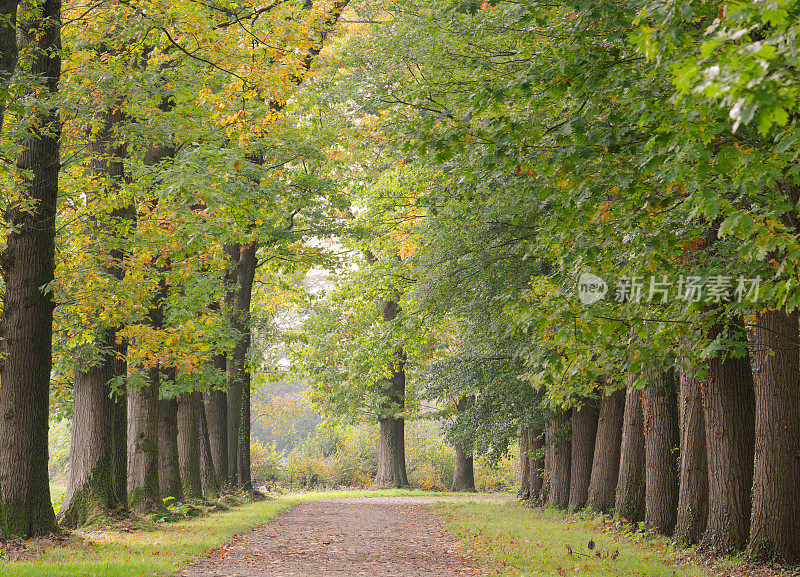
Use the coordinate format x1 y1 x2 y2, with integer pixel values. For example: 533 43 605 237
0 0 62 537
158 397 183 501
586 387 625 513
547 411 570 509
568 399 598 511
747 309 800 561
643 369 679 535
674 354 707 545
615 376 645 522
451 396 475 492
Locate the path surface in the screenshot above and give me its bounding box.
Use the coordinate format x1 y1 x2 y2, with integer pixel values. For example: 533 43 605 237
180 495 508 577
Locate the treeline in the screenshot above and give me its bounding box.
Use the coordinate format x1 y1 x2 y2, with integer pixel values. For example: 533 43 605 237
519 370 766 554
0 0 350 538
292 0 800 565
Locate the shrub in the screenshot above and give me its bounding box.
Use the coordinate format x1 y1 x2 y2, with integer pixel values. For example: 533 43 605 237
474 449 519 492
251 439 288 487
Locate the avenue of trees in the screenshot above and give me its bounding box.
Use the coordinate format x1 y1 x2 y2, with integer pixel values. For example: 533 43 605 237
290 0 800 566
3 0 800 567
0 0 352 537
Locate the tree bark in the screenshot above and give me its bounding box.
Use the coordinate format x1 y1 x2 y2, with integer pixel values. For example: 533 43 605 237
204 385 228 489
198 393 220 498
0 0 61 537
0 0 18 133
224 243 241 487
113 386 127 509
127 364 162 511
60 349 117 527
451 397 475 492
158 397 182 501
528 427 545 502
615 375 645 522
231 241 257 492
569 399 599 511
542 428 552 504
643 369 679 536
369 257 409 489
519 426 530 500
587 387 625 513
373 361 409 488
205 351 228 490
452 446 475 493
177 392 203 499
702 324 755 553
674 359 708 545
747 308 800 562
547 411 571 509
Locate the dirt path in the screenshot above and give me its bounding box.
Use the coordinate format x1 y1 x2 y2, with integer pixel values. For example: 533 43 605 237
180 496 508 577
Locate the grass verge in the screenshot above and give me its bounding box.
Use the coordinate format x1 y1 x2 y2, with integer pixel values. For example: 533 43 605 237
433 501 714 577
0 488 487 577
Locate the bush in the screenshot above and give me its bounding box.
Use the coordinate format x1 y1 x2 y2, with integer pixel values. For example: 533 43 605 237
250 439 287 488
287 423 378 488
252 419 519 493
406 421 454 491
474 449 519 492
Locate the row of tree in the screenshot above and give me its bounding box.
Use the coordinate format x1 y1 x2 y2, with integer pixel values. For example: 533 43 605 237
0 0 352 538
292 0 800 565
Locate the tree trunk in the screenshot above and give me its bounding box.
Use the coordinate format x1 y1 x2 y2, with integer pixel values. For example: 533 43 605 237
519 426 531 499
452 446 475 493
451 397 475 492
547 411 571 509
177 392 203 499
158 398 182 501
542 429 552 504
204 386 228 489
231 241 257 492
529 428 545 502
373 365 409 488
615 375 645 522
747 308 800 562
113 388 127 508
369 262 409 489
238 364 253 492
702 324 755 553
569 399 599 511
127 365 162 511
224 243 241 487
643 369 679 536
198 394 220 498
0 0 18 133
226 371 241 487
60 347 117 527
674 359 708 545
127 96 175 512
61 106 131 527
0 0 61 537
587 387 625 513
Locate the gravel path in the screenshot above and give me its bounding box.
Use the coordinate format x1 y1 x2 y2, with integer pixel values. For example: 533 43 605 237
179 495 508 577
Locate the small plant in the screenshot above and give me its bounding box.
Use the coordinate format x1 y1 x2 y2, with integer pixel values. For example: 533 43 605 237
152 496 203 522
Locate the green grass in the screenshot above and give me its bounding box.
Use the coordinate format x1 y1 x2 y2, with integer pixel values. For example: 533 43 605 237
433 501 714 577
0 488 480 577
